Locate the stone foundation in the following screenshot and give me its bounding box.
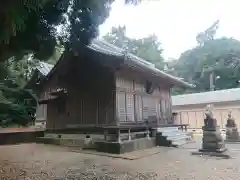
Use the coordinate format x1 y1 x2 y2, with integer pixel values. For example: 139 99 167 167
0 130 44 145
37 133 156 154
36 133 104 149
95 138 156 154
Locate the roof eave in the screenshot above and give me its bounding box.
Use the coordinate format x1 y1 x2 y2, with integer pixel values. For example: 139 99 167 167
88 39 194 88
123 57 193 88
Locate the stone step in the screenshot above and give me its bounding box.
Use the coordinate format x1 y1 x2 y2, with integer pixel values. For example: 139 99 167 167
157 127 179 133
167 135 190 141
156 127 192 147
172 139 188 147
162 132 187 137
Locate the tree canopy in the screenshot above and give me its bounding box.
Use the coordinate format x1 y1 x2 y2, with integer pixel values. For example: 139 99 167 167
0 0 141 63
103 26 164 69
168 20 240 94
0 78 37 127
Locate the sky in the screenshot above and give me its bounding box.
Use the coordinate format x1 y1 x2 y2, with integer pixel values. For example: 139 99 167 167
99 0 240 59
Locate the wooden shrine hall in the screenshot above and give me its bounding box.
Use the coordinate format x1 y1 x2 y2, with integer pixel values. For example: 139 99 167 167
36 39 193 153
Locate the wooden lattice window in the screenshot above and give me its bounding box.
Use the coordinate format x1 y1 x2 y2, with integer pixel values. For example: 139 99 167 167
117 91 127 121
126 93 134 121
142 97 149 121
135 95 143 121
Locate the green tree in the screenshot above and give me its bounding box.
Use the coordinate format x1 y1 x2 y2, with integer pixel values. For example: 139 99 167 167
0 0 143 63
169 19 240 94
47 44 65 65
172 39 240 93
103 26 164 69
5 55 38 85
0 79 37 127
196 20 219 46
0 53 45 127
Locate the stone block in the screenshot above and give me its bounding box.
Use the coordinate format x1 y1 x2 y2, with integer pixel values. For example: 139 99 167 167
202 134 223 142
203 130 221 136
202 126 220 131
226 127 240 141
202 141 225 150
204 117 217 128
0 131 45 145
200 124 226 154
199 147 227 153
192 150 231 159
95 138 156 154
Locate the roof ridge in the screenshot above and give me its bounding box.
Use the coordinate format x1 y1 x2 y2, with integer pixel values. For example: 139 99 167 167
95 39 156 68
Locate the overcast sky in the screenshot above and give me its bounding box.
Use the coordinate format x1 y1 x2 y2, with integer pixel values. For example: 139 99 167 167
99 0 240 59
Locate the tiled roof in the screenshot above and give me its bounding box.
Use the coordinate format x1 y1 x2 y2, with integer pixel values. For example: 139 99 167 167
172 88 240 106
41 39 193 88
88 39 193 88
36 62 54 76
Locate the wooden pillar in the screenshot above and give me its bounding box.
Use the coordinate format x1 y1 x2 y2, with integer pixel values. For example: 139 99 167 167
146 130 150 139
117 129 121 143
96 100 99 125
145 121 150 139
115 90 120 126
104 129 108 141
128 128 131 141
124 91 127 122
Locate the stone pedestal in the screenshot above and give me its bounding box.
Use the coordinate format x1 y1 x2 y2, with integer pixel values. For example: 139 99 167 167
225 112 240 142
226 127 240 142
192 125 230 158
192 105 231 158
199 126 226 153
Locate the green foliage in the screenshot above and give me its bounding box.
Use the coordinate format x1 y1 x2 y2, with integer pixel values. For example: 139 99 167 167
168 22 240 95
103 26 164 69
4 55 39 85
0 0 65 62
0 0 143 63
0 79 37 127
0 54 39 127
47 43 65 65
196 20 219 46
174 38 240 92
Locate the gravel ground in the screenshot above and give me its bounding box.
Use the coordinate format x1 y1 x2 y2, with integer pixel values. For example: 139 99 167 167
1 138 240 180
